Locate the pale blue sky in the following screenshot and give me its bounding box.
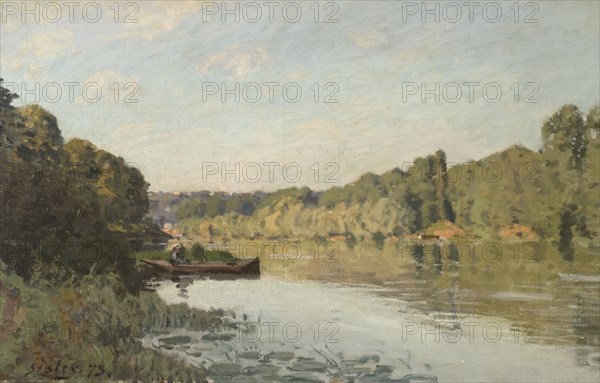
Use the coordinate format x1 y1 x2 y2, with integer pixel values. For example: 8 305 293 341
1 1 599 192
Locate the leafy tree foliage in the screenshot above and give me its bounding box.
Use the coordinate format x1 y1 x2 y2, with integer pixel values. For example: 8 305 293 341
64 138 149 225
542 104 587 171
372 231 385 250
1 80 153 290
0 78 18 111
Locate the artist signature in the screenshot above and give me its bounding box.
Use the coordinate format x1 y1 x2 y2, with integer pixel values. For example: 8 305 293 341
24 351 111 379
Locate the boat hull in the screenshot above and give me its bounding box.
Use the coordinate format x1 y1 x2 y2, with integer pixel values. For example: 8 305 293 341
142 257 260 275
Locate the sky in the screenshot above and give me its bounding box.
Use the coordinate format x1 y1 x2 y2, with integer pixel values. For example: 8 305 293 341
1 0 599 192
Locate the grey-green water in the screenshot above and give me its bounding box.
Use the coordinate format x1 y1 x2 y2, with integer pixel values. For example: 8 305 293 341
149 275 599 382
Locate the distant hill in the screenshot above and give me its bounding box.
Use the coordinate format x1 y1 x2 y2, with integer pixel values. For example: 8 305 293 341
148 191 194 227
149 105 599 260
148 190 272 228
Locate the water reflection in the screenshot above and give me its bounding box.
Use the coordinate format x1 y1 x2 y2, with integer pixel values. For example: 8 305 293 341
152 275 599 382
378 265 600 348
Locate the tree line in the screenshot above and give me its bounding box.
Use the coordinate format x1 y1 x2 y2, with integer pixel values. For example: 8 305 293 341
1 79 160 291
173 104 599 261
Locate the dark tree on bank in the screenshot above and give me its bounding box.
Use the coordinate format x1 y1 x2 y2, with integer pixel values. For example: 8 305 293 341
558 204 577 261
0 79 153 291
0 78 18 111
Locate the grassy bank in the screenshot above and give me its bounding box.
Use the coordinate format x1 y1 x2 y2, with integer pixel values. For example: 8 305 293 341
0 262 229 382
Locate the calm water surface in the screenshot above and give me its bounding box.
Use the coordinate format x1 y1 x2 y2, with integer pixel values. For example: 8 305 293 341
153 274 600 382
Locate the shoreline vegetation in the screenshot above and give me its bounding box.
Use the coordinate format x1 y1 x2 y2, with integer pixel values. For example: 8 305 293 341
1 79 599 381
0 267 227 382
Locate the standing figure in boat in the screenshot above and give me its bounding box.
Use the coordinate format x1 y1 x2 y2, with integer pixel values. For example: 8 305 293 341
170 244 189 265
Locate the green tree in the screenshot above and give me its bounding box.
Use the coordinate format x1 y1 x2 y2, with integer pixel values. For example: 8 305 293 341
0 81 148 290
558 204 577 261
447 242 460 262
190 243 207 262
344 231 357 250
435 149 456 222
64 138 150 225
542 104 587 171
403 188 423 233
574 106 600 246
372 231 385 250
1 103 67 279
318 187 341 209
402 154 449 231
412 243 424 275
0 78 18 110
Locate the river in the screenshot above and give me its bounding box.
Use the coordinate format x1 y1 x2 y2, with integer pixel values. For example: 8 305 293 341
146 275 600 383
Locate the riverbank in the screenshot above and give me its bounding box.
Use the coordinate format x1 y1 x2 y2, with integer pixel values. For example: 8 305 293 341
3 234 598 382
0 265 227 382
5 263 596 382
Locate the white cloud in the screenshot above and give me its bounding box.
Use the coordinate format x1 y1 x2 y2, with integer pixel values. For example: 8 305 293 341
6 28 76 78
196 44 270 80
111 121 155 138
74 69 141 105
19 27 75 60
84 69 136 88
5 27 76 80
101 1 206 41
349 30 388 48
287 70 310 82
293 118 339 137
